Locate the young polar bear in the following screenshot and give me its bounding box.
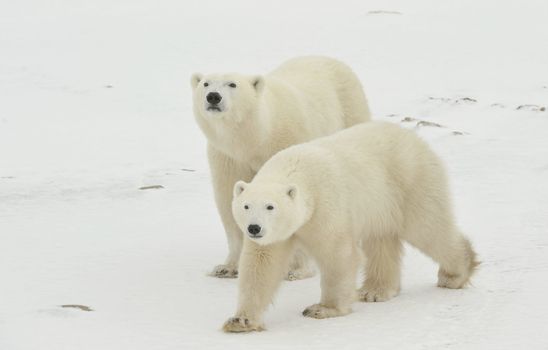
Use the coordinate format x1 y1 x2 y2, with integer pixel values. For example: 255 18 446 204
223 122 478 332
191 56 370 279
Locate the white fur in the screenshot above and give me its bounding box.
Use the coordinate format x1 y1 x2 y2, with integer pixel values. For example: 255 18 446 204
191 56 371 278
223 122 479 332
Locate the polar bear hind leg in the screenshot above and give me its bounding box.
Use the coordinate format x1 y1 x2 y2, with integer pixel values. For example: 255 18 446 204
436 234 479 289
403 218 479 289
400 157 479 289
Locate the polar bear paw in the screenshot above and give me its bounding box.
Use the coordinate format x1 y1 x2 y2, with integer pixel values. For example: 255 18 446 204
358 286 399 302
285 267 315 281
302 304 350 319
222 317 264 333
210 264 238 278
437 269 469 289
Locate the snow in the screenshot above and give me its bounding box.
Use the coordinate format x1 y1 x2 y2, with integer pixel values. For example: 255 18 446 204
1 0 547 349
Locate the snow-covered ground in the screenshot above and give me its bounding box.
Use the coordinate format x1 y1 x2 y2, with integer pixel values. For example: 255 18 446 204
1 0 547 349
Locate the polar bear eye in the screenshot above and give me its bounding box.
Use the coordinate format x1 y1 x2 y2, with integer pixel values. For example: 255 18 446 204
229 83 237 88
204 82 209 87
244 205 249 210
266 205 274 210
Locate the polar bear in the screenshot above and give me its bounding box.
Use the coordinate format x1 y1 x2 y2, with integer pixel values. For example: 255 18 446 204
223 121 479 332
191 56 371 279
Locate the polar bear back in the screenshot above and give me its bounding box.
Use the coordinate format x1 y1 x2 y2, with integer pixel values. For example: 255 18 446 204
267 56 370 131
255 122 450 239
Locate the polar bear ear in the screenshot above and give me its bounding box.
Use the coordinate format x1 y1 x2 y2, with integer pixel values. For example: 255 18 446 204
191 73 203 89
251 76 264 93
234 181 248 197
286 184 298 200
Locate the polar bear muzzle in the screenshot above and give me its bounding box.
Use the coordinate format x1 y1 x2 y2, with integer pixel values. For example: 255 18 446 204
206 92 222 111
247 224 262 238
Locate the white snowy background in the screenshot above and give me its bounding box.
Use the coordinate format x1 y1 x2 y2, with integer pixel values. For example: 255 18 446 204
1 0 547 349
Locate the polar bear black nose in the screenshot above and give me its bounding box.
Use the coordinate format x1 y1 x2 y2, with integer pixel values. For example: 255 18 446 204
247 224 262 236
206 92 222 105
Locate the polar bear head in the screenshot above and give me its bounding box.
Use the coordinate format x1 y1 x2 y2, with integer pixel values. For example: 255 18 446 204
191 73 264 122
232 180 312 246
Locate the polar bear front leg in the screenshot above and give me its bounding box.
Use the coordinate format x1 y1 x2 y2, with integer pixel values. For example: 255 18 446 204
223 238 294 332
358 235 402 302
303 240 358 319
207 145 255 278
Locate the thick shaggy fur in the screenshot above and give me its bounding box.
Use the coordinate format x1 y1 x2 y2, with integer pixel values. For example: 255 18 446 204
224 122 478 332
191 56 371 278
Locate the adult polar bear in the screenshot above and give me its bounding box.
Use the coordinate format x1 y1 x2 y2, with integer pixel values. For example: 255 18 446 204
224 122 478 332
191 56 370 278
